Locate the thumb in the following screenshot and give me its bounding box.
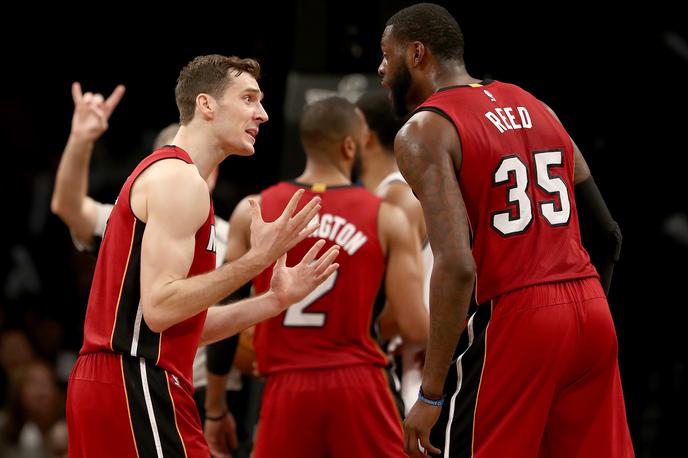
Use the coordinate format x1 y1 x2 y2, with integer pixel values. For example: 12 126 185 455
248 198 263 222
276 252 287 268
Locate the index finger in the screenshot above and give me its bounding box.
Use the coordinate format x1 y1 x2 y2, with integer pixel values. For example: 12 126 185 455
71 82 82 105
278 188 307 221
104 84 126 117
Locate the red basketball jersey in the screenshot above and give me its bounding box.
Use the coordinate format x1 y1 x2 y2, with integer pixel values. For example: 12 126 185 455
80 146 216 387
253 182 387 375
416 81 597 304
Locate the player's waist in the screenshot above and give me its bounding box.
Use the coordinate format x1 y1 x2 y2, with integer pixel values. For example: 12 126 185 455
256 352 387 376
76 350 194 393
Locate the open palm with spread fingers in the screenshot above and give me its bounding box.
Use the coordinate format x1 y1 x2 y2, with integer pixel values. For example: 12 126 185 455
70 82 126 142
270 239 340 309
249 188 322 265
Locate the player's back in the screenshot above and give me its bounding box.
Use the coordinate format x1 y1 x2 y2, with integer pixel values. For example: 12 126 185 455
417 81 597 303
253 181 387 375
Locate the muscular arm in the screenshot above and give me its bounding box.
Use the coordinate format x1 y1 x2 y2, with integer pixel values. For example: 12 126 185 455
139 162 320 332
379 202 428 345
395 112 475 398
384 183 427 243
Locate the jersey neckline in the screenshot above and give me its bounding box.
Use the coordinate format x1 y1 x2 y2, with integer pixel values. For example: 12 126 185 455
288 180 362 191
436 79 495 93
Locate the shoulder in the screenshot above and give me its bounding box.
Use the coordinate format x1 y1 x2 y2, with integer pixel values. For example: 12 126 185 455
379 201 408 229
145 160 210 227
395 111 459 160
229 193 261 229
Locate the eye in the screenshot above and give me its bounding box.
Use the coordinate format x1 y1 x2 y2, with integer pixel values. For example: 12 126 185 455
243 95 254 103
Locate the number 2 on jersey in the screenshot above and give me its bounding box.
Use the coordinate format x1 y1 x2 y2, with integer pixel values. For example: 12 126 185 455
491 149 571 236
282 270 338 327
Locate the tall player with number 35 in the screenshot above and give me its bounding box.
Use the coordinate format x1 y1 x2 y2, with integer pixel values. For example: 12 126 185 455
379 4 633 458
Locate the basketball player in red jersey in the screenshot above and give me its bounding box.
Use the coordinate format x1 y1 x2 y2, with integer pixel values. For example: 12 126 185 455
66 55 340 458
379 4 632 457
204 96 428 458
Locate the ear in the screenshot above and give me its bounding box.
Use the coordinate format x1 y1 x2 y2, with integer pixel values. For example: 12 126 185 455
196 93 216 120
410 41 426 68
342 136 356 160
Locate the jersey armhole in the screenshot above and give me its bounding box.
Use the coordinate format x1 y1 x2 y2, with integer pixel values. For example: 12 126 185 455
413 106 465 179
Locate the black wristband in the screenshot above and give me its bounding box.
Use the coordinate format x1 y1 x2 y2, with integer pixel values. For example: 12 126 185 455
205 410 227 421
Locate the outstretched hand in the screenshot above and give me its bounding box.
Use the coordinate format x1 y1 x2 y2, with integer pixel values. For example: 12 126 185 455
249 189 321 266
270 239 340 308
403 400 442 457
70 82 126 142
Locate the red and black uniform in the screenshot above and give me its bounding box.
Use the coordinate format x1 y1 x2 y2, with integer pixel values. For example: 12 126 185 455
251 181 406 458
67 146 215 458
417 81 633 457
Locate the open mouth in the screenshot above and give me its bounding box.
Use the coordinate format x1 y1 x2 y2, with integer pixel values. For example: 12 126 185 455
245 128 258 142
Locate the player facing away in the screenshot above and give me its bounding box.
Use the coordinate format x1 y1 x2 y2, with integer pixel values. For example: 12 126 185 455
379 4 633 458
204 96 428 458
65 55 339 458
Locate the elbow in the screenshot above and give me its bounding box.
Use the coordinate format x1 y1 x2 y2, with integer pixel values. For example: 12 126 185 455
50 195 64 218
141 300 171 333
437 252 476 284
402 323 428 346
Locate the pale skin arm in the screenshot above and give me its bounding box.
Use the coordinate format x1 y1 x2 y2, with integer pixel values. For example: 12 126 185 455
138 162 324 333
396 111 476 457
50 83 125 245
379 202 428 346
376 183 428 340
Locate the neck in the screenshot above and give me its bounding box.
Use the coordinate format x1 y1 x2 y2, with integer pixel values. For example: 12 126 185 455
361 146 398 193
417 61 481 102
296 158 351 186
171 123 225 181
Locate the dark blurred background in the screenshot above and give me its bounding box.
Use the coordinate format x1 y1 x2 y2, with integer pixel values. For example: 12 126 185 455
0 2 684 456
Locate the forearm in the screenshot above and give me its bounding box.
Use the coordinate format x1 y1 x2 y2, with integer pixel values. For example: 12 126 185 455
145 250 269 332
51 133 93 221
199 291 281 345
205 372 230 414
575 176 622 295
421 256 474 396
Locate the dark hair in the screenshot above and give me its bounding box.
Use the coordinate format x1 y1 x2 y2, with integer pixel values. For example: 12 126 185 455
300 96 362 152
386 3 464 63
175 55 261 125
356 92 402 151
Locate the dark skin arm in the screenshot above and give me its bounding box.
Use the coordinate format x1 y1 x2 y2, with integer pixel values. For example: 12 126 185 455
395 111 476 457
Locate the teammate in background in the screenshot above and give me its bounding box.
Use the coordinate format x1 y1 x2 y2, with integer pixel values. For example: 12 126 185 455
205 96 428 458
64 55 339 457
357 91 430 414
379 4 631 457
50 83 248 446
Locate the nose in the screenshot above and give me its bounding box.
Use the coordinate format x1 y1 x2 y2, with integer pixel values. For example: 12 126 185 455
256 102 269 123
377 60 385 78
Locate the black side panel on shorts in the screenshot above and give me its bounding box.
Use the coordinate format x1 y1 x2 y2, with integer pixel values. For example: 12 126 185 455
122 356 187 458
431 304 491 458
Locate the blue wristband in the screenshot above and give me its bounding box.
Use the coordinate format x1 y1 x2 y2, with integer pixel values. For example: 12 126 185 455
418 387 445 407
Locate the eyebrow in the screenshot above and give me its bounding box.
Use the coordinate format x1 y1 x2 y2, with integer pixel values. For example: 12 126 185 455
243 88 265 101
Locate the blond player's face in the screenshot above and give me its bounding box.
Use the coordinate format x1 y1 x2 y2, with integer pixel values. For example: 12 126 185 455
215 72 269 156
